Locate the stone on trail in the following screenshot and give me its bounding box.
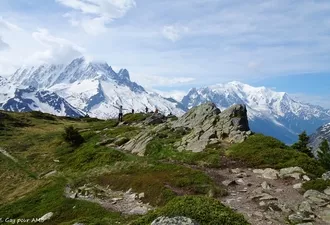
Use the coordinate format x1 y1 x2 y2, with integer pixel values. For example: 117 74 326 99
293 183 303 189
279 167 305 179
324 187 330 196
262 168 279 180
322 171 330 180
304 190 330 204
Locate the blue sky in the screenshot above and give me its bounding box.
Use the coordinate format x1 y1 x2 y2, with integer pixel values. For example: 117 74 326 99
0 0 330 107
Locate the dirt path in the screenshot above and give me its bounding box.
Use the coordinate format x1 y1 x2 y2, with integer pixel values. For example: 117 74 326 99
201 167 325 225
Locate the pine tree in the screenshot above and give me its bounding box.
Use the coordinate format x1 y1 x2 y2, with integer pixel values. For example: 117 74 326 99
292 131 314 158
318 139 330 170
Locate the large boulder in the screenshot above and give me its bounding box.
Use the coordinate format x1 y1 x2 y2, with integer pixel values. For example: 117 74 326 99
144 113 166 125
172 103 251 152
123 103 251 154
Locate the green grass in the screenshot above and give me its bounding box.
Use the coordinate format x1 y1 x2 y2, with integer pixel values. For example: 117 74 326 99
96 162 226 206
0 179 135 225
302 179 330 192
131 196 250 225
227 134 325 177
123 113 148 124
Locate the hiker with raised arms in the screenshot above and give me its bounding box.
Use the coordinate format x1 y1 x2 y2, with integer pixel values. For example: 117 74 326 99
113 104 127 122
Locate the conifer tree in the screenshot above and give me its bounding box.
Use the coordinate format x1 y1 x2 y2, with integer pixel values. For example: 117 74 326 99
292 131 314 157
318 139 330 170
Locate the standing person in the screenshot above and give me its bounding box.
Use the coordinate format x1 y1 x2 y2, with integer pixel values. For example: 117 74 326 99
113 105 126 122
132 109 135 114
155 108 159 114
145 107 149 113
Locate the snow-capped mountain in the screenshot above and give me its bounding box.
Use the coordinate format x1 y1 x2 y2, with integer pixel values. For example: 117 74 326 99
1 86 83 117
309 123 330 155
4 57 185 118
181 81 330 143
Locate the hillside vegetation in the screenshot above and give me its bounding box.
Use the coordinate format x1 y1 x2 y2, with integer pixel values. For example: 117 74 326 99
0 109 327 225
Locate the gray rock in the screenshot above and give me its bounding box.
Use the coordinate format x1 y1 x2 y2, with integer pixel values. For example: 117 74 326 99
151 216 199 225
171 103 250 152
323 171 330 180
253 169 264 174
262 168 279 180
296 223 313 225
95 138 115 147
304 190 330 204
39 212 54 222
299 201 313 213
128 206 149 215
114 137 130 146
144 114 166 125
73 223 85 225
303 175 311 181
261 181 271 190
324 187 330 196
222 180 237 186
279 166 305 179
288 213 305 223
138 192 145 199
320 209 330 224
293 183 303 189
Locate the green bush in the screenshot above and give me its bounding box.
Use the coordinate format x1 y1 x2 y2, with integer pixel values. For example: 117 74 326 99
227 134 325 176
132 196 249 225
63 126 85 147
302 179 330 192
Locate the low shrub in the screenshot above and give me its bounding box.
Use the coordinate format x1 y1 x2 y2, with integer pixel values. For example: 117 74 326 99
227 134 325 176
63 126 85 147
302 179 330 192
132 196 249 225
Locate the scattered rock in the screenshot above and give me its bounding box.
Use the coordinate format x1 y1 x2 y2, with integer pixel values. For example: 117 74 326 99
322 171 330 180
231 168 241 174
259 201 266 207
151 216 199 225
39 212 54 222
43 170 57 178
222 180 237 186
262 168 279 180
303 175 311 181
128 206 149 215
288 213 305 223
304 190 330 204
73 223 85 225
293 183 303 189
251 193 277 201
138 192 145 199
253 169 264 174
296 223 313 225
53 159 60 163
299 201 313 213
261 181 271 190
324 187 330 196
253 211 264 218
320 209 330 224
236 178 245 185
279 167 305 179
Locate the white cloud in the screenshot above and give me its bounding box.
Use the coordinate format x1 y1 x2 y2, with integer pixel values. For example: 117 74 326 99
57 0 136 35
153 89 187 102
0 36 9 51
130 73 195 88
162 25 189 42
0 17 22 31
29 29 85 64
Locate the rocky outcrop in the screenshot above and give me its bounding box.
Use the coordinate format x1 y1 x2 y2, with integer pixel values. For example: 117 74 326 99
151 216 199 225
123 103 251 155
172 103 251 152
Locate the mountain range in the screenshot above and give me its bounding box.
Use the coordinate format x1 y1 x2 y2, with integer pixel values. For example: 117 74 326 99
1 57 330 144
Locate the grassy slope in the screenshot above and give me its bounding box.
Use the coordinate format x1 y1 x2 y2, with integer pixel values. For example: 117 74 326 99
1 111 324 224
0 111 239 225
